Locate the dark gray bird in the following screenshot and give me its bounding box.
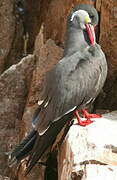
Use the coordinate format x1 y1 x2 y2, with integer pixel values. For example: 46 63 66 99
9 4 107 174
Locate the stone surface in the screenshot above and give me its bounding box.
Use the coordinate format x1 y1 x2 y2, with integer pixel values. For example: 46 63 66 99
95 0 117 110
0 55 36 178
58 111 117 180
0 0 27 71
0 0 16 73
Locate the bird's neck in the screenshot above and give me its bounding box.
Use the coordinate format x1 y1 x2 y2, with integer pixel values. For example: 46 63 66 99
64 27 90 57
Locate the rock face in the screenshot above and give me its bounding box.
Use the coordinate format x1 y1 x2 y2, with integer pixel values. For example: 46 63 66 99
95 0 117 110
0 55 36 178
0 0 16 73
0 0 117 179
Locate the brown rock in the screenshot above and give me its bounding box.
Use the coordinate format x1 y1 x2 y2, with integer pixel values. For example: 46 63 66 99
0 0 16 73
94 0 117 110
0 55 36 178
30 36 63 107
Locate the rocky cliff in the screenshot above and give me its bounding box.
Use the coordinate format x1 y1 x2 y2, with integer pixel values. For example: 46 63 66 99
0 0 117 179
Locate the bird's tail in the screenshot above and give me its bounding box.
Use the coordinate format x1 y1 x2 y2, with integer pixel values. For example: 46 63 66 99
9 112 74 175
25 112 74 175
9 129 38 166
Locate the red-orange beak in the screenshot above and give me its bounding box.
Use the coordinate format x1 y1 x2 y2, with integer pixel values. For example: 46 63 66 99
85 23 95 45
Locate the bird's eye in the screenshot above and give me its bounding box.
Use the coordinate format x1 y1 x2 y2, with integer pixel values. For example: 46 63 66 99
90 15 94 18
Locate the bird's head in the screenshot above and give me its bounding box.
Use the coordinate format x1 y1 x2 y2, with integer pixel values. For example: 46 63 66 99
72 4 99 26
70 9 96 45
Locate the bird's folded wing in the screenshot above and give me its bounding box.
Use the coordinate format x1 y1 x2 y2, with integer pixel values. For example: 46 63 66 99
32 48 106 135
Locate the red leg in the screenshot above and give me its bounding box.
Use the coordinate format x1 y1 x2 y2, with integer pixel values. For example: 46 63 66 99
74 110 94 126
82 109 102 119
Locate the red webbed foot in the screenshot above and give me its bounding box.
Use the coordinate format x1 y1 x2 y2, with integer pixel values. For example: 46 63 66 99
82 109 102 119
74 110 94 127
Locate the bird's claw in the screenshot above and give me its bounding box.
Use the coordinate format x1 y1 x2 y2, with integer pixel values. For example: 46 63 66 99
74 110 95 127
79 119 94 126
75 119 94 126
84 113 102 119
82 109 102 119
